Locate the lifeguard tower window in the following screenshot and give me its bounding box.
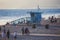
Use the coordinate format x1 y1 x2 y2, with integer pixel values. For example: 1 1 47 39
30 12 42 23
31 13 35 17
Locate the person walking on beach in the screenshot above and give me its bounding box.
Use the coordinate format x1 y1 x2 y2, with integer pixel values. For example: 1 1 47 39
1 31 6 40
1 25 6 40
0 27 1 32
13 31 17 40
25 28 30 35
21 27 25 35
0 27 1 37
6 29 10 39
3 26 6 34
1 31 4 40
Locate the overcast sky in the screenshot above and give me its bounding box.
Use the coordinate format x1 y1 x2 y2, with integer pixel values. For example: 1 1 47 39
0 0 60 9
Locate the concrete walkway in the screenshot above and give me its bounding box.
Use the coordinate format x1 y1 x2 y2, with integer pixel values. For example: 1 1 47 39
0 33 60 40
0 32 60 36
11 33 60 36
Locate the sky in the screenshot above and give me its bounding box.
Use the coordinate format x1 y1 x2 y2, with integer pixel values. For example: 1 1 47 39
0 0 60 25
0 0 60 9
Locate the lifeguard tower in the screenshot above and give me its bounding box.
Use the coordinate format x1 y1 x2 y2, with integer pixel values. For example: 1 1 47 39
29 6 42 24
29 11 42 24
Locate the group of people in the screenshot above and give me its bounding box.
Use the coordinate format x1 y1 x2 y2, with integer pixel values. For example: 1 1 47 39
0 27 10 40
0 26 17 40
0 26 30 40
1 29 10 40
49 16 57 23
21 27 30 35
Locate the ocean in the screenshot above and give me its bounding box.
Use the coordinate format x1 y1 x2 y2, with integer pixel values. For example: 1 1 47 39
0 9 60 25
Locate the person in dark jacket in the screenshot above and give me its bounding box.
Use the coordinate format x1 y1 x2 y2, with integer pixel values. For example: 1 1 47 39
6 30 10 39
0 27 1 32
25 28 30 35
0 27 1 36
21 27 25 35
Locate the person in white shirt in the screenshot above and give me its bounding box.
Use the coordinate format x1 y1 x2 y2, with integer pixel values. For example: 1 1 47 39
13 31 17 40
1 31 6 40
1 31 4 38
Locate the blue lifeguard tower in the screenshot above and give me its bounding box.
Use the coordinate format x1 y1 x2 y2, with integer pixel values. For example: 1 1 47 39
29 6 42 24
29 11 42 24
